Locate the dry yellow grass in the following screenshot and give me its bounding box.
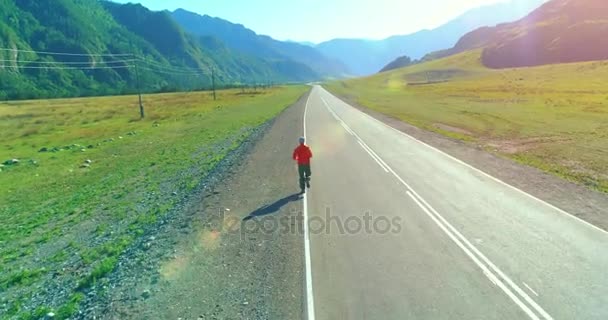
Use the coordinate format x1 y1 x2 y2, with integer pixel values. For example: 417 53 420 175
326 51 608 192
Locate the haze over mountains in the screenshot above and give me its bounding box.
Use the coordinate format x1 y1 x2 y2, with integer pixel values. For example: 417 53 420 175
2 0 606 100
428 0 608 68
315 0 547 75
170 9 349 78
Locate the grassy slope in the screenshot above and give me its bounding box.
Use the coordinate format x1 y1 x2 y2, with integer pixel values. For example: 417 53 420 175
0 86 306 319
326 50 608 192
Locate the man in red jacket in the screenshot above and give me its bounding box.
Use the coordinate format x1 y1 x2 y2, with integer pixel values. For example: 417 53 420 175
293 137 313 193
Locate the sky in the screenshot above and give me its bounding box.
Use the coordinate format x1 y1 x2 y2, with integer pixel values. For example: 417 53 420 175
112 0 512 43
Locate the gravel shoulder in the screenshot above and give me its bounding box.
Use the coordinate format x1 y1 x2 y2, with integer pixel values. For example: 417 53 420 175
326 88 608 232
85 93 309 319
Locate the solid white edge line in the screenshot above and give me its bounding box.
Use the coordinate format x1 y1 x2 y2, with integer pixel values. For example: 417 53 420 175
357 140 389 172
405 191 541 320
303 89 316 320
323 92 553 320
320 88 608 236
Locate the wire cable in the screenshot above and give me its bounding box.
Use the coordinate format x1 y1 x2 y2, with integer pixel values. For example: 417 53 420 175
0 47 133 57
0 59 137 65
4 65 134 70
138 59 209 74
138 66 208 76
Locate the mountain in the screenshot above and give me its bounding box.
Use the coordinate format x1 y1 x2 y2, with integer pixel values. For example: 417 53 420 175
0 0 316 100
171 9 350 78
380 56 415 73
428 0 608 68
315 0 547 76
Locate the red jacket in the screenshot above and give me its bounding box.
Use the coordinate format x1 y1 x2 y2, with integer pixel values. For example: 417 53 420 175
293 144 313 165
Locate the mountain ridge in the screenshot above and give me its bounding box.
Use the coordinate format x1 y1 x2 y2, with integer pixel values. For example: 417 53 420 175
171 8 350 78
315 0 547 75
0 0 322 100
426 0 608 68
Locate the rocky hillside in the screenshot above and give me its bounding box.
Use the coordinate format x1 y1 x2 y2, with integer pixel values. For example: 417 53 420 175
315 0 546 75
428 0 608 68
0 0 319 100
171 9 350 78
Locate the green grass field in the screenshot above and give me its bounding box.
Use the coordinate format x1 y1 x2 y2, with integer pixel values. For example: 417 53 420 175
0 86 306 319
326 50 608 193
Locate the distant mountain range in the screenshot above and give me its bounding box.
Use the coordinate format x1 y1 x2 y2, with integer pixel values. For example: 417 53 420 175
171 9 350 78
0 0 343 100
314 0 547 76
427 0 608 68
6 0 598 100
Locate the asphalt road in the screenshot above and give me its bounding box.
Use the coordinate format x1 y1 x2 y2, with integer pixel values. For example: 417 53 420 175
303 85 608 320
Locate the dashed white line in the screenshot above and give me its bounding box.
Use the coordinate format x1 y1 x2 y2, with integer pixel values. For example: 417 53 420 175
405 190 541 320
357 140 389 172
322 92 554 320
340 121 355 136
524 282 540 297
320 89 608 236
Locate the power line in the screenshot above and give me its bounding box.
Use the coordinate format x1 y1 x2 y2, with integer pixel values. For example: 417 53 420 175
0 47 212 74
0 47 133 57
4 65 134 70
0 59 136 65
138 59 209 74
138 66 207 76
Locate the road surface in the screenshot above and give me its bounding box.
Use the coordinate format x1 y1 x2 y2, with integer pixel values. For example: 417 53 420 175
303 86 608 320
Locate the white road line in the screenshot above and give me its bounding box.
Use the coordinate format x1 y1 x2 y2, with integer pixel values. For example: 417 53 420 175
406 191 541 320
357 140 389 172
407 182 554 320
340 121 355 136
323 95 554 320
322 98 392 172
319 88 608 236
303 90 316 320
524 282 540 297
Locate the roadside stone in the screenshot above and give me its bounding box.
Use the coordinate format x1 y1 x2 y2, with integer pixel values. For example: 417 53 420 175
80 163 90 168
81 148 86 152
143 242 152 251
85 159 92 164
172 191 178 196
46 312 55 318
141 290 151 299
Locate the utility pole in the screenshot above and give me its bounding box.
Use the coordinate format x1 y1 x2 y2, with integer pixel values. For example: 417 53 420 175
134 58 144 119
129 43 145 119
211 67 216 101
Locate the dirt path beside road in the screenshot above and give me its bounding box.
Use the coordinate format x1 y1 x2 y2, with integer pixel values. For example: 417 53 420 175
95 92 309 320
